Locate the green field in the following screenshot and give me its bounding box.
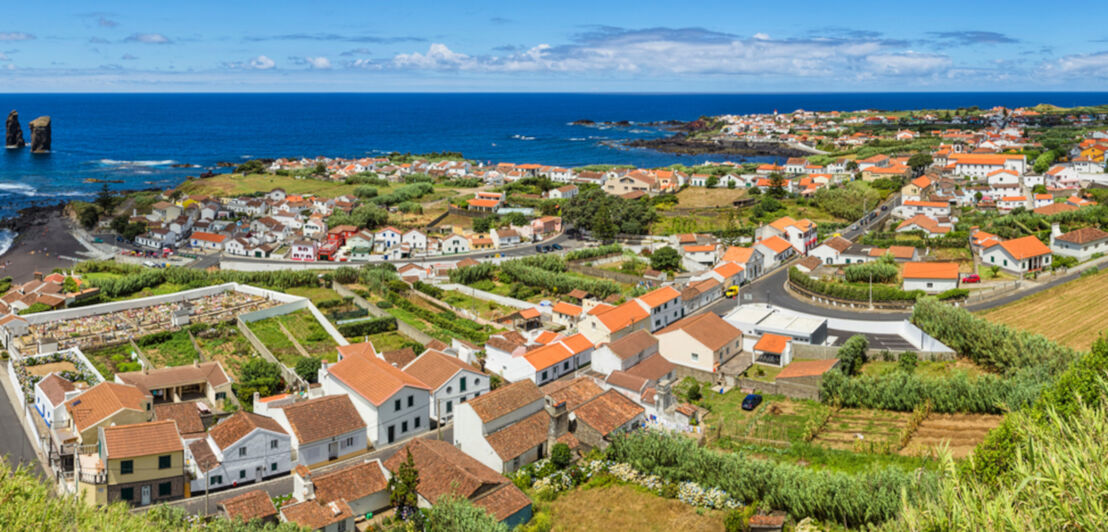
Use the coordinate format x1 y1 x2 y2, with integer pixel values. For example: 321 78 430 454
286 286 343 305
141 330 199 368
192 323 259 380
83 343 142 379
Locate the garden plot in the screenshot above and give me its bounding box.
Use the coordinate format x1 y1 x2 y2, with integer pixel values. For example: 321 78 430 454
141 330 200 368
83 343 142 378
192 324 259 381
812 409 909 451
900 413 1003 459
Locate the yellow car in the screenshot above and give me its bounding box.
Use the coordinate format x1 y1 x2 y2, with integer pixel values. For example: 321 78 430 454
725 285 740 298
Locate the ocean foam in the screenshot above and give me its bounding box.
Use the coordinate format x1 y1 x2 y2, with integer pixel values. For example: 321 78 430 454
0 229 15 258
97 159 178 167
0 183 37 195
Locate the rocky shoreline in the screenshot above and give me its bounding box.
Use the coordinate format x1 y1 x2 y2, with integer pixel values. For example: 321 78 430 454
0 202 68 233
622 134 811 158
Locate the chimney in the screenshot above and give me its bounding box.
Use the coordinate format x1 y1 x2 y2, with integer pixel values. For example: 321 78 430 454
317 360 329 382
33 271 43 282
142 364 150 375
193 359 200 368
544 395 568 455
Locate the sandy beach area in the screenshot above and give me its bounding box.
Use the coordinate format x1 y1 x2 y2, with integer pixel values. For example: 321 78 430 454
0 212 89 284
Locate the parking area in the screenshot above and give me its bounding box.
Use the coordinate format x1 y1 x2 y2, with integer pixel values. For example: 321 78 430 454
827 329 917 351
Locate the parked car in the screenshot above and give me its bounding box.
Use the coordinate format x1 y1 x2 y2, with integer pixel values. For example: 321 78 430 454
725 285 740 298
552 243 563 250
881 205 888 211
962 274 981 283
535 245 545 253
542 245 553 252
741 394 763 411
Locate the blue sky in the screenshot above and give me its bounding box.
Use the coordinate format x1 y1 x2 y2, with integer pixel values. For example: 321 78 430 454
1 0 1107 92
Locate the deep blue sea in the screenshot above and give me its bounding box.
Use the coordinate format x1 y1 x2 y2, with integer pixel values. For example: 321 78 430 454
2 92 1107 232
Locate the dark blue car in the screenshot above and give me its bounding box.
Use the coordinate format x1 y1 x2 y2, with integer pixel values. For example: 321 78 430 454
741 394 763 411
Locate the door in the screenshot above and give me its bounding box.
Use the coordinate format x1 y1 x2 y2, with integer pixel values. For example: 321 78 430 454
328 441 339 461
255 466 263 483
387 425 395 444
140 485 151 506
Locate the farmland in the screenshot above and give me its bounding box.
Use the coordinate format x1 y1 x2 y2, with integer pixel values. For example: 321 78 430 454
701 390 823 444
673 187 748 209
811 408 908 452
546 484 726 532
977 269 1108 351
899 413 1003 459
192 323 259 380
140 330 200 368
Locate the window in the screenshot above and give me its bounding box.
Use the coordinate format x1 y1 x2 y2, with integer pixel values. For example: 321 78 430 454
158 455 171 469
407 395 414 408
446 400 453 413
394 399 401 412
475 378 480 386
239 447 247 457
460 377 467 392
345 437 354 447
338 521 348 532
212 475 222 485
415 416 421 428
691 353 699 362
270 462 277 472
120 460 134 475
120 487 134 501
270 439 278 449
563 361 570 370
926 282 933 288
215 392 226 401
158 482 171 497
402 421 408 433
239 470 246 479
447 386 452 393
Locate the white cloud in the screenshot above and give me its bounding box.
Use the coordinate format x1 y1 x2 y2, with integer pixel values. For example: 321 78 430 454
1043 51 1108 78
392 43 471 69
753 33 771 41
0 32 34 41
124 33 171 44
305 56 331 69
865 52 952 75
250 55 276 69
0 52 9 61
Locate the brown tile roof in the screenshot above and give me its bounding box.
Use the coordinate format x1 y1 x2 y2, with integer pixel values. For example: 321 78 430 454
1034 202 1078 216
625 353 675 382
466 380 543 423
567 289 589 300
380 347 418 368
36 373 75 406
542 377 604 411
154 402 206 438
572 390 644 436
115 362 230 394
655 312 742 352
281 499 353 530
281 395 366 444
384 438 505 504
336 341 376 360
484 410 550 461
605 329 658 361
486 335 524 354
604 371 648 394
403 350 484 391
473 483 532 522
102 420 183 459
424 338 450 351
65 381 150 433
209 411 287 450
1056 226 1108 245
312 460 389 505
327 345 429 406
188 439 220 473
220 489 277 523
795 255 823 272
777 359 840 379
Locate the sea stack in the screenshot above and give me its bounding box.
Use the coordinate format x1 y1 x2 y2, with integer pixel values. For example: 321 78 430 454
5 110 24 149
29 115 50 153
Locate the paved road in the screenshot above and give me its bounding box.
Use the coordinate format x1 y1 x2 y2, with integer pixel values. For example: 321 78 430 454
160 425 454 516
0 365 48 478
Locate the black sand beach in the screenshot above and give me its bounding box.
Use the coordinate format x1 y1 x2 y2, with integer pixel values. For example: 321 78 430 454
0 206 89 283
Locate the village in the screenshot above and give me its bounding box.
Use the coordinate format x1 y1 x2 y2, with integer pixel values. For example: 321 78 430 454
0 103 1106 531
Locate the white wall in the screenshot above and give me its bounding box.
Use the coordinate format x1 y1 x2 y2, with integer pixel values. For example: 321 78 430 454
429 370 489 422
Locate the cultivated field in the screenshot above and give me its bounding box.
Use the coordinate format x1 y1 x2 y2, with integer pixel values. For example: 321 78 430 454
675 187 748 208
812 408 908 451
978 270 1108 351
548 484 726 532
900 413 1003 459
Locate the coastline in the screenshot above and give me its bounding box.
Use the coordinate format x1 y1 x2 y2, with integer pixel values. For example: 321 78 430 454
621 135 814 158
0 204 90 283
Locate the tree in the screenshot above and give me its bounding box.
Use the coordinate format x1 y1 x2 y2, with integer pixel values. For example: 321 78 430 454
650 246 681 272
728 179 737 189
313 162 327 175
908 153 933 175
63 277 79 293
898 351 919 374
389 450 422 523
426 495 508 532
591 204 617 241
1032 184 1048 195
837 335 869 376
768 173 787 198
686 381 702 402
78 206 101 229
550 442 572 469
294 357 322 383
236 358 283 401
1033 151 1056 174
706 176 720 188
110 214 129 234
95 184 115 212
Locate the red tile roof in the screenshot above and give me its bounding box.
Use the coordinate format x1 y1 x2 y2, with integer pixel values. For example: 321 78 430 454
777 359 840 379
102 420 183 459
753 333 790 354
327 344 429 406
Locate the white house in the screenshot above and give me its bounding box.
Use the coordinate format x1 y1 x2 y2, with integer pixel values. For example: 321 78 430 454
547 185 578 200
189 232 228 251
402 349 488 423
376 227 403 250
291 458 391 519
633 286 684 332
441 234 471 255
492 228 522 248
757 217 818 254
185 411 291 493
34 373 79 429
255 394 367 468
901 262 960 294
654 312 743 376
590 329 659 376
980 235 1052 274
452 380 549 473
550 301 584 328
402 229 428 253
1051 225 1108 262
498 334 595 385
319 342 431 447
809 236 854 265
289 241 316 261
754 236 797 271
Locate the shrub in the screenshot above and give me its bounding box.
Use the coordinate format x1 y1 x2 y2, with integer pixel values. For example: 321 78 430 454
337 316 397 337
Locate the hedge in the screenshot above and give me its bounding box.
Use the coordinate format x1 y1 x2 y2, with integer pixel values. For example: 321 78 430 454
337 316 397 336
791 268 966 303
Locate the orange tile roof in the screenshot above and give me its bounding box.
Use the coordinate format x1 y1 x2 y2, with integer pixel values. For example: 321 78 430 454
722 246 755 263
759 235 794 254
552 301 583 316
467 199 500 208
903 200 949 208
910 176 931 188
712 261 744 279
998 235 1051 260
65 382 149 433
951 153 1024 165
888 246 917 260
559 333 594 354
328 344 429 406
102 420 182 459
902 262 959 280
403 349 482 390
753 333 790 354
636 286 681 308
683 244 715 253
594 300 650 332
518 307 541 319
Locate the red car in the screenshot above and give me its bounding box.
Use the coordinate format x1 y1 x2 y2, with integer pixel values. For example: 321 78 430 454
962 274 980 283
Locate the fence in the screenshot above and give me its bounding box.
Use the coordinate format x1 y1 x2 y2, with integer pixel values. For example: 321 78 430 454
333 284 434 345
735 378 822 402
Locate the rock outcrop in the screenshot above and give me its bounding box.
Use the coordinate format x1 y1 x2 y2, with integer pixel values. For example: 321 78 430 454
29 116 50 153
5 110 24 149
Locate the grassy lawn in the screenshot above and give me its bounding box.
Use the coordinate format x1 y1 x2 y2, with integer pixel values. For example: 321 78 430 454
83 272 123 282
108 282 189 302
701 390 823 444
177 173 366 198
439 290 515 321
357 331 423 352
546 484 726 532
861 358 988 379
246 317 300 367
82 343 141 379
192 323 258 380
977 269 1108 351
740 363 783 383
930 248 972 261
276 309 339 362
141 330 199 367
286 286 343 305
675 187 748 209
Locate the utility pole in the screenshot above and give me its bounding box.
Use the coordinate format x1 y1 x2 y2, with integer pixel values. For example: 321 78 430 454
205 470 210 516
869 271 873 309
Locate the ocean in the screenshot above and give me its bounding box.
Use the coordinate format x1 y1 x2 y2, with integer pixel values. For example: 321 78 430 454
2 92 1107 233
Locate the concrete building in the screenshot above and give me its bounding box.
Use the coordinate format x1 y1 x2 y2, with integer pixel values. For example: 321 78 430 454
902 262 960 293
